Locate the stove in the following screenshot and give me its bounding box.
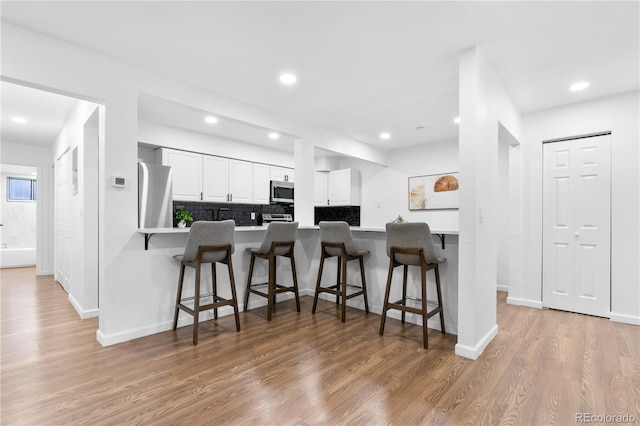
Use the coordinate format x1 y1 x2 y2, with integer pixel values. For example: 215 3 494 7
262 213 293 223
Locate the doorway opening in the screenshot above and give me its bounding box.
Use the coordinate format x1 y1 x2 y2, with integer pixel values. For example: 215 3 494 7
497 123 522 297
1 79 102 318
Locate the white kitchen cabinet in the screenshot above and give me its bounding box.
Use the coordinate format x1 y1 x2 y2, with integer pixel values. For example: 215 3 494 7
314 172 329 206
228 159 253 203
202 155 229 202
314 168 361 206
157 148 254 203
156 148 202 201
328 168 361 206
253 163 271 204
270 166 294 182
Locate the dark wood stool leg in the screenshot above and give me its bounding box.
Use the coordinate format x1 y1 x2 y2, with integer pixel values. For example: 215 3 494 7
421 262 428 350
379 257 395 336
340 256 348 322
267 254 275 321
335 257 341 305
312 253 326 314
290 252 301 313
226 255 241 332
401 265 408 324
173 263 186 330
212 262 218 320
435 264 446 334
244 254 256 311
359 256 369 313
193 263 201 346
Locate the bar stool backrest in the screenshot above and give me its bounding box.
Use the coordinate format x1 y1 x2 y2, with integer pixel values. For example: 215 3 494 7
319 221 357 256
257 222 299 255
183 220 235 263
385 222 438 266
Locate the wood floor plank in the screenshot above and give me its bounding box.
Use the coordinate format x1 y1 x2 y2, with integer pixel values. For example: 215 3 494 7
1 267 639 425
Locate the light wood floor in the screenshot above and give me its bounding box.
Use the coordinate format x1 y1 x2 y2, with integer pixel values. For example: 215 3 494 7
1 267 639 425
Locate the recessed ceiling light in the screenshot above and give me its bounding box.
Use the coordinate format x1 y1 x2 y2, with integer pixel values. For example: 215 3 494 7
204 116 218 124
454 117 461 124
379 132 391 140
570 81 590 91
268 132 280 140
12 116 28 124
279 73 297 85
415 126 427 131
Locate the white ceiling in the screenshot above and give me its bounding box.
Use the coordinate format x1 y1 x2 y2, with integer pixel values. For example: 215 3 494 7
1 1 638 151
1 81 79 147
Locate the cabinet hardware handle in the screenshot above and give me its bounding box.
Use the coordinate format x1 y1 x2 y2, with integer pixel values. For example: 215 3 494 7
201 192 203 201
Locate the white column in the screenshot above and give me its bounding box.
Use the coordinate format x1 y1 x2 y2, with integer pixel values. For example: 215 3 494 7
294 138 315 226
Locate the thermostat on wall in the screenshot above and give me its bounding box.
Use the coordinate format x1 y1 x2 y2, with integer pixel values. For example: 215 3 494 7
112 176 126 188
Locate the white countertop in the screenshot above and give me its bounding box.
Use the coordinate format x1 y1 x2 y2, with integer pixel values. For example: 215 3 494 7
139 226 458 235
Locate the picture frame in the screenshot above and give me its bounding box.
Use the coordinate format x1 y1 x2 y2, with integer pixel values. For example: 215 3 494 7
408 172 460 210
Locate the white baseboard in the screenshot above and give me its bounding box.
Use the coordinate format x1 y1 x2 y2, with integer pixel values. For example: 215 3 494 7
610 312 640 326
496 284 509 292
455 324 499 360
68 294 99 319
506 296 543 309
97 294 292 347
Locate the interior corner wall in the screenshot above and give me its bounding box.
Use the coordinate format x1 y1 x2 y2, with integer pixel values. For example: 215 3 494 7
456 47 522 359
54 100 100 317
0 141 54 275
337 139 459 230
521 91 640 324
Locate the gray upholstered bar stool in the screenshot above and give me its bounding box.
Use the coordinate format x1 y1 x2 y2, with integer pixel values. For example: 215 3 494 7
312 221 369 322
244 222 301 321
379 222 446 349
173 220 241 345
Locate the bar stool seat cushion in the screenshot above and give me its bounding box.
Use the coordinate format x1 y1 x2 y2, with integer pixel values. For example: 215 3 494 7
385 222 445 266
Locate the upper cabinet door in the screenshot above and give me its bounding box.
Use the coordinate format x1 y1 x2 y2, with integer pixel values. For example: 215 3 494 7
158 148 202 201
203 155 229 202
314 172 329 206
328 168 361 206
253 163 271 205
270 166 294 182
228 159 254 203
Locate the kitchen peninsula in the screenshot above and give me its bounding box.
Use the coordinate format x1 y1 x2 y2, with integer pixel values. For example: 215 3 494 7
138 224 459 335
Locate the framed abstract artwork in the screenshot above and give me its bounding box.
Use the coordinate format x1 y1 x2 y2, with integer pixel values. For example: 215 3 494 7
408 172 460 210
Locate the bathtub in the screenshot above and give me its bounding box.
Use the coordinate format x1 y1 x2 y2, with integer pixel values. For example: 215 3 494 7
1 247 36 268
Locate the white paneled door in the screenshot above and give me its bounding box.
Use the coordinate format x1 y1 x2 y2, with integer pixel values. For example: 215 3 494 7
55 149 72 293
542 133 611 317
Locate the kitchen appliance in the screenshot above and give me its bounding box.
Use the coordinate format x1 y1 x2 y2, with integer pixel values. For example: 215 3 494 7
262 213 293 223
138 162 173 228
270 180 294 204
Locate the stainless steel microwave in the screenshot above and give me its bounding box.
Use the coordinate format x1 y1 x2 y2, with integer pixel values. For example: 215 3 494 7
270 180 294 203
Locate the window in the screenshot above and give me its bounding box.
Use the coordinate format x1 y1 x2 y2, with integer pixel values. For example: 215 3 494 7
7 177 37 201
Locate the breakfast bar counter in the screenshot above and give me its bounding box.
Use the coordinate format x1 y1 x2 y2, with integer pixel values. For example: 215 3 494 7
138 224 459 335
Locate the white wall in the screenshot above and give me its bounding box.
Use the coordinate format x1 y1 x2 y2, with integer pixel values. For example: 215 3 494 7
0 141 54 275
138 120 294 167
337 139 459 230
456 47 522 359
1 22 387 345
517 91 640 324
53 100 101 318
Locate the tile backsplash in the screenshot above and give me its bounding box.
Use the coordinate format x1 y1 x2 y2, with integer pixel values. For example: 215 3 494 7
173 202 293 227
314 206 361 226
172 203 361 227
